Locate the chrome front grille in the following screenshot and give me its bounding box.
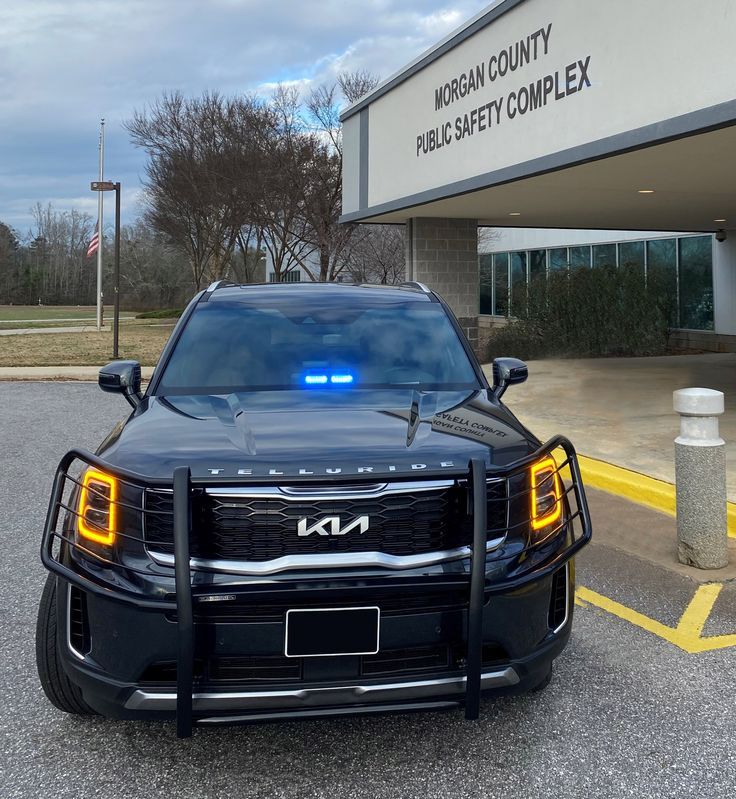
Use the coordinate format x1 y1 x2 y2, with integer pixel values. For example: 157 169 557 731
144 480 508 566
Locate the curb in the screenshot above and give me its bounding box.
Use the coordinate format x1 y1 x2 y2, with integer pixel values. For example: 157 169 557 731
578 454 736 539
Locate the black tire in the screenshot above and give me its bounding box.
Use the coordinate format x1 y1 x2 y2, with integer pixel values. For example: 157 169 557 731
530 666 553 693
35 574 96 715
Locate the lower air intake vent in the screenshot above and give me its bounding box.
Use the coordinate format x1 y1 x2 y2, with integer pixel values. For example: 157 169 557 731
362 645 450 677
548 566 568 631
139 656 301 686
68 586 90 656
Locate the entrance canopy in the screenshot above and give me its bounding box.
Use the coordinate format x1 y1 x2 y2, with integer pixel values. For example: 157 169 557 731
341 0 736 232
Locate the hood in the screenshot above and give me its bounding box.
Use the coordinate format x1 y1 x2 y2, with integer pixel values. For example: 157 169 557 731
97 389 538 481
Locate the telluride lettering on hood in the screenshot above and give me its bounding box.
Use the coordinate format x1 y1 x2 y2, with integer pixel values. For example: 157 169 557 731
36 281 590 737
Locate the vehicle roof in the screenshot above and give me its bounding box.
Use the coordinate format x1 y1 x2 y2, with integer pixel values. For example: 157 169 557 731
207 282 434 304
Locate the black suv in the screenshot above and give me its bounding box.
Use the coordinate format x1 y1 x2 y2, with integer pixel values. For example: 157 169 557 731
36 281 590 736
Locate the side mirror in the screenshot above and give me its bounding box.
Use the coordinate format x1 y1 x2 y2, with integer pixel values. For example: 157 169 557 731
491 357 528 400
99 360 143 408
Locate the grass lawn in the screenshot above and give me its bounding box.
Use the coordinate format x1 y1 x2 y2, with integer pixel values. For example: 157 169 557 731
0 305 111 322
0 325 172 367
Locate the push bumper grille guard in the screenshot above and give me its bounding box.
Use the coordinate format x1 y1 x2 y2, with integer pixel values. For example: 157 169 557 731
40 436 591 737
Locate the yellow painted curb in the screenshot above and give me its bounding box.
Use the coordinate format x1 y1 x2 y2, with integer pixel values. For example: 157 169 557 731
577 454 736 539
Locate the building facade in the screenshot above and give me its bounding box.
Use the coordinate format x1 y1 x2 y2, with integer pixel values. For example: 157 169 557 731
341 0 736 353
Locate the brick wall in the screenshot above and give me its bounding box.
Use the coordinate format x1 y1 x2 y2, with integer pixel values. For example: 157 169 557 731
669 329 736 353
405 217 479 349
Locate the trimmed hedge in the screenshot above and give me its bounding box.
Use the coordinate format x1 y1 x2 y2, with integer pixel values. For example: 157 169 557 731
487 265 674 360
136 308 184 319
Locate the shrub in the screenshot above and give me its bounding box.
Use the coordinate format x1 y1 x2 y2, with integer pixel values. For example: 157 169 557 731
487 265 674 361
136 308 184 319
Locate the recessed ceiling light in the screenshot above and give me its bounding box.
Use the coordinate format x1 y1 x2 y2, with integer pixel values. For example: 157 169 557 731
714 218 727 223
637 189 655 194
508 212 521 216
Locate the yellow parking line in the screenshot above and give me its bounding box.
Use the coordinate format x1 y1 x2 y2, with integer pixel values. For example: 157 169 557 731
577 586 678 643
577 455 736 539
676 583 721 638
576 584 736 653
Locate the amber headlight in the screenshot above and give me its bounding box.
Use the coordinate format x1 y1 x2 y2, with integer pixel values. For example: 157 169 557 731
530 456 562 537
77 468 118 546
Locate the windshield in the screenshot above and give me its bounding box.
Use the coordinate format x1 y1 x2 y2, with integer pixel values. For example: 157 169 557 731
156 292 480 394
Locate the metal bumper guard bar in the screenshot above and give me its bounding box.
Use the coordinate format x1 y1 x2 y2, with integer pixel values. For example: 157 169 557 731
41 437 592 738
169 460 492 737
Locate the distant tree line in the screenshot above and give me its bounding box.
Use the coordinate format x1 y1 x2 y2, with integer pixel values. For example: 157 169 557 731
0 71 405 309
0 205 97 306
0 205 192 309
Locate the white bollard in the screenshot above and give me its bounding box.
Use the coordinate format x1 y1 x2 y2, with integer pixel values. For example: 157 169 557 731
673 388 728 569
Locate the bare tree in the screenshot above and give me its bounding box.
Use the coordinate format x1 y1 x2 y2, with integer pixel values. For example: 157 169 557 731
229 224 265 283
478 226 500 252
343 225 405 284
338 69 381 105
282 71 380 282
0 204 99 305
253 86 315 281
24 203 96 303
118 219 194 308
126 92 268 289
124 72 382 290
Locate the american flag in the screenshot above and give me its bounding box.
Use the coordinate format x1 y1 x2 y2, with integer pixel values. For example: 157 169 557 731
86 227 100 258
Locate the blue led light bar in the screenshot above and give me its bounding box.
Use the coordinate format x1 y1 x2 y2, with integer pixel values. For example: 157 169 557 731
302 371 355 386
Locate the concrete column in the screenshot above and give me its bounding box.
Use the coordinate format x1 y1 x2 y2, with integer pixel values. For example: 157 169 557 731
713 231 736 336
406 217 479 350
673 387 728 569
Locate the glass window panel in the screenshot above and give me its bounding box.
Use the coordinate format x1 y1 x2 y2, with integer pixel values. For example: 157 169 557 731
569 246 591 269
646 238 678 326
529 249 547 280
678 236 713 330
510 252 527 316
593 244 617 268
493 253 509 316
479 254 493 315
619 241 645 273
549 248 568 271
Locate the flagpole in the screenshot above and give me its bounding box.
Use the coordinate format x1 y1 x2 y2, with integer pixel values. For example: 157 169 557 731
96 118 105 331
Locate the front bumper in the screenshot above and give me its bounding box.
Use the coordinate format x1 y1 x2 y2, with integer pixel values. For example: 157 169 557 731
42 437 590 734
57 561 573 722
124 669 521 716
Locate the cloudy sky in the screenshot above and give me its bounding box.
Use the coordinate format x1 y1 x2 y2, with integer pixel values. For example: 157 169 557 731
0 0 489 234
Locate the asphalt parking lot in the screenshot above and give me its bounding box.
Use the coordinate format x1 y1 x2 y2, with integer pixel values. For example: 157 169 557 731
2 381 735 799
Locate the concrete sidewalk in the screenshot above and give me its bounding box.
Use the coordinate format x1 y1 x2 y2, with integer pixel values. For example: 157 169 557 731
0 317 138 336
483 353 736 501
0 325 111 336
587 487 736 581
0 315 135 326
0 365 155 381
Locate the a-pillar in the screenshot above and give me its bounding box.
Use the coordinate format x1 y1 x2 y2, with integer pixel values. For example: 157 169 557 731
405 217 479 350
